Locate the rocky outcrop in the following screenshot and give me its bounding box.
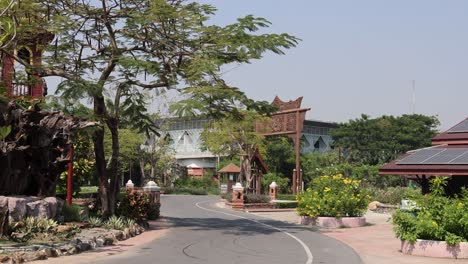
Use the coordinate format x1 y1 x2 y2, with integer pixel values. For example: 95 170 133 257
0 196 64 222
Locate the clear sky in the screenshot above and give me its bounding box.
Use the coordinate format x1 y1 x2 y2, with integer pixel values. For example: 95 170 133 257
195 0 468 130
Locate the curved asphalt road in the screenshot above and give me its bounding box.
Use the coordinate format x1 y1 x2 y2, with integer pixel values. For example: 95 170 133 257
95 195 362 264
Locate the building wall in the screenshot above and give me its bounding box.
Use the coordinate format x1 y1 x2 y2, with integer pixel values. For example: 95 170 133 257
153 117 336 174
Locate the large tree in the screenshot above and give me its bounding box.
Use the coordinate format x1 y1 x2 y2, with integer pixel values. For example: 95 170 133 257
331 114 440 165
3 0 298 215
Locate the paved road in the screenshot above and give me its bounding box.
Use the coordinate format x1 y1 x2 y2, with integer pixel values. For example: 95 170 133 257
95 195 362 264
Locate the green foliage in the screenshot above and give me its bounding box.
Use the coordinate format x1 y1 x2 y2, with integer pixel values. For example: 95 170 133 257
147 205 160 220
276 194 296 200
261 173 289 194
275 202 297 209
0 125 11 141
332 114 439 165
104 216 127 230
10 217 59 242
173 175 218 194
368 186 420 205
62 204 83 222
244 193 270 204
301 153 402 188
393 178 468 245
104 128 144 173
87 216 103 227
296 174 371 218
117 191 152 221
263 136 295 177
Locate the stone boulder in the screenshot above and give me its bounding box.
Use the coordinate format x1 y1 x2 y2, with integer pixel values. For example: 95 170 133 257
0 196 64 221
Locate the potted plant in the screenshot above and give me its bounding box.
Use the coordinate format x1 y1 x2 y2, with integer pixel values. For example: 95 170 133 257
296 174 370 228
393 177 468 258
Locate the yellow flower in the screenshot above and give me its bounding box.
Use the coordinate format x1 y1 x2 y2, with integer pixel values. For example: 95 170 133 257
324 187 331 192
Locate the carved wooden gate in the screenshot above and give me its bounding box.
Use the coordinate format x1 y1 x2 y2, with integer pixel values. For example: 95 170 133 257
256 96 310 194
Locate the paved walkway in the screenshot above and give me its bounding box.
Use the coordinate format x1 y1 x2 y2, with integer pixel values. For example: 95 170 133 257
250 210 468 264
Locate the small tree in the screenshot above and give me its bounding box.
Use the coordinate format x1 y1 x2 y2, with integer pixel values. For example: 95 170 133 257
200 110 269 190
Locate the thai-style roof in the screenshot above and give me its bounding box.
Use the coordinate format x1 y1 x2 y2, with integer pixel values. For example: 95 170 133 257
218 163 241 174
186 163 201 169
252 149 268 174
432 117 468 145
379 145 468 176
380 117 468 176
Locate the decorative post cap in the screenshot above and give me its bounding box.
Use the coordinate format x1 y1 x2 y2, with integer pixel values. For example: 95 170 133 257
232 182 243 191
143 181 160 192
269 182 278 188
126 180 134 188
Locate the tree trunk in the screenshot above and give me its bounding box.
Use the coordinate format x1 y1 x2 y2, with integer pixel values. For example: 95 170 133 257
108 120 120 215
93 128 110 217
240 154 253 191
139 159 146 184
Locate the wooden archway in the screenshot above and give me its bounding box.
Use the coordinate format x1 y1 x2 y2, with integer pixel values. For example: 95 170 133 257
256 96 310 194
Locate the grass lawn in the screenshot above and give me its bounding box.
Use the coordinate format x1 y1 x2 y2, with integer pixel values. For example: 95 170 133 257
80 186 98 194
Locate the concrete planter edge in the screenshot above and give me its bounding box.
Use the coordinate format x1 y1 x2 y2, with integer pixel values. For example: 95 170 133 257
401 239 468 259
297 216 366 228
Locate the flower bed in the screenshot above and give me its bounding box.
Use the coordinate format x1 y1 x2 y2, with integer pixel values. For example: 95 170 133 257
296 174 370 227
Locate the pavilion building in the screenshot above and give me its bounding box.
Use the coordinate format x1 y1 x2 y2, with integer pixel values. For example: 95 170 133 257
379 117 468 194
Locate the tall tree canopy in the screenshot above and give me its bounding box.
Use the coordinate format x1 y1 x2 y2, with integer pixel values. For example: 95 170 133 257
3 0 298 215
331 114 440 165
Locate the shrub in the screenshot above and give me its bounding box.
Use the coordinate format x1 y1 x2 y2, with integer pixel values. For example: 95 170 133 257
261 173 289 194
296 174 370 218
368 186 420 205
244 193 270 204
275 202 297 209
104 216 126 230
393 178 468 245
10 217 59 242
62 204 83 222
147 205 160 220
276 194 296 201
117 191 151 221
87 216 103 227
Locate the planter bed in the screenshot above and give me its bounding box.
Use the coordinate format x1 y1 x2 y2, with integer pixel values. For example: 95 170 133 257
298 216 366 228
401 239 468 259
0 224 145 263
223 202 275 210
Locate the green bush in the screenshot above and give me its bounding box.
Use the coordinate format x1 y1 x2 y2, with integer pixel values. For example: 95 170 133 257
368 186 420 205
275 202 297 209
297 174 370 218
261 173 289 194
162 187 208 195
276 194 296 200
147 205 160 220
117 191 151 221
62 204 83 222
244 193 270 204
393 178 468 246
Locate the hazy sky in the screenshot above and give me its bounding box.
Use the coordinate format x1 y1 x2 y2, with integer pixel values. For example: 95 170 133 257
195 0 468 130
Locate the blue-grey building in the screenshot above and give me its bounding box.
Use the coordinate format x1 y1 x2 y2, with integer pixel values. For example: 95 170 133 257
152 117 336 175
